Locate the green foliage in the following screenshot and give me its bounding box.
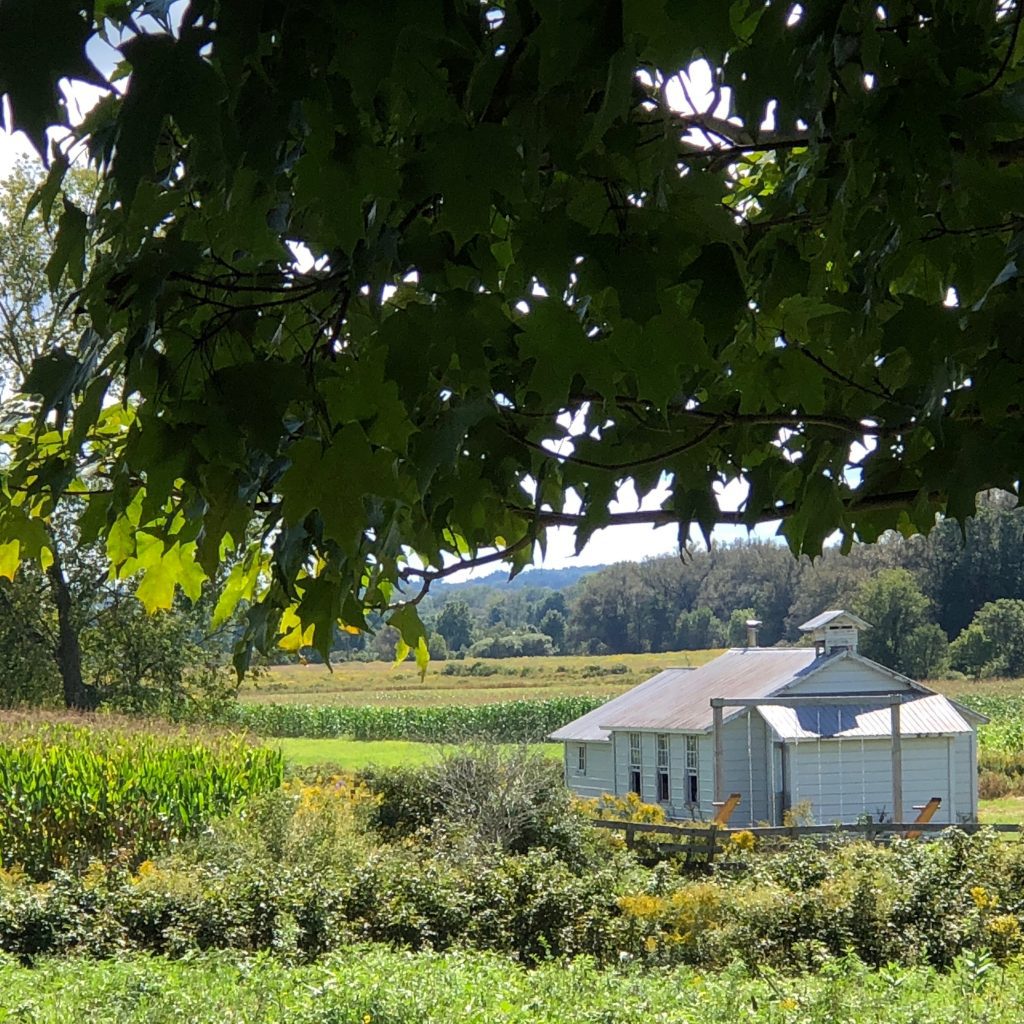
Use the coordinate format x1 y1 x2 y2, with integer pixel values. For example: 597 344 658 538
854 569 949 677
3 4 1024 670
675 606 726 650
360 745 584 860
434 600 474 653
1 792 1023 972
951 599 1024 678
466 633 555 659
0 715 282 879
7 950 1024 1024
216 696 607 743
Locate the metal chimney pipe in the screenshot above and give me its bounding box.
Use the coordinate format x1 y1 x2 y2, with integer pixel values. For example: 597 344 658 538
745 619 763 648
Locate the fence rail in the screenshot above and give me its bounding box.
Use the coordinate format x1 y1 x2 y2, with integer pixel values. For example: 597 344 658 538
588 817 1021 864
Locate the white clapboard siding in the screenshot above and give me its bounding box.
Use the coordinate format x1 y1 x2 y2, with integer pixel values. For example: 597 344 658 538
564 741 615 800
719 710 773 825
789 736 957 824
786 662 915 695
698 733 715 814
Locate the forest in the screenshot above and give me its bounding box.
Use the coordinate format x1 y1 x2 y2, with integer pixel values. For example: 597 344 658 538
417 493 1024 681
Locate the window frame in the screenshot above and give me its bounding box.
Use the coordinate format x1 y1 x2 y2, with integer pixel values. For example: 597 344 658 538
628 732 642 795
577 743 586 775
685 735 699 805
656 734 670 803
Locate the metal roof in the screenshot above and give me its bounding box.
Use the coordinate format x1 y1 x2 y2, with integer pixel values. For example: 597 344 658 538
548 668 697 742
798 609 871 632
550 644 988 742
595 648 822 733
757 693 975 739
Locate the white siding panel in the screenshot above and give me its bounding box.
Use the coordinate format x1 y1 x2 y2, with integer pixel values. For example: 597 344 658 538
613 732 631 795
698 733 715 819
789 736 959 824
785 662 916 695
719 710 771 825
641 733 657 805
953 732 977 821
564 742 615 800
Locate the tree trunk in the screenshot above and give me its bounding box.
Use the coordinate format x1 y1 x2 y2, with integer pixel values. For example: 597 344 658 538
46 547 96 711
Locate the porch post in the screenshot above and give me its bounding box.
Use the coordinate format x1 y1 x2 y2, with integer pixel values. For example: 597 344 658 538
712 701 724 805
890 700 903 824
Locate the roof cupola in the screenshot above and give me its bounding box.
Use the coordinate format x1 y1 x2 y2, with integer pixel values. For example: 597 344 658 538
798 610 870 656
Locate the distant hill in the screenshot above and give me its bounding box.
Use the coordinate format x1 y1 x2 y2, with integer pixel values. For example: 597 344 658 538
434 564 604 592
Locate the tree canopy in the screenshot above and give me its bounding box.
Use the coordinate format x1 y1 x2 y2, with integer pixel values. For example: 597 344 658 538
1 1 1024 667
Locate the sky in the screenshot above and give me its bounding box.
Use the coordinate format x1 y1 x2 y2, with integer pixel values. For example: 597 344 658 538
0 53 778 576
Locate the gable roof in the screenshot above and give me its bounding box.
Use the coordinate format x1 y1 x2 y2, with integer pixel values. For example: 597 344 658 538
593 648 823 735
550 646 989 742
548 668 696 743
798 609 871 632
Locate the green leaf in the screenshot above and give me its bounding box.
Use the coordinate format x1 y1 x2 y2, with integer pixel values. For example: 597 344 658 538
46 197 87 290
0 0 97 153
0 540 20 581
388 603 428 678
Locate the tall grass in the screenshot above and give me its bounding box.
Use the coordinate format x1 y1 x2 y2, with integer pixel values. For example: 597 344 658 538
215 695 606 742
0 714 283 878
3 948 1024 1023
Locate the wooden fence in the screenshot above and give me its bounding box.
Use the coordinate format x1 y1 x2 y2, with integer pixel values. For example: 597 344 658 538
588 817 1022 866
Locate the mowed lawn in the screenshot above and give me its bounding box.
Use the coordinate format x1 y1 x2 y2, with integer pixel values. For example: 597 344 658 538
242 649 723 708
276 738 1021 826
277 737 563 769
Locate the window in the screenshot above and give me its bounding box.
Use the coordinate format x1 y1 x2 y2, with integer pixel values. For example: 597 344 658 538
656 734 670 802
577 744 586 775
685 735 699 804
629 732 642 795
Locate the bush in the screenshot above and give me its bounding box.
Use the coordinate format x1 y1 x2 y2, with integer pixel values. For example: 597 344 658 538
580 663 629 677
979 771 1011 800
359 747 591 863
467 633 555 658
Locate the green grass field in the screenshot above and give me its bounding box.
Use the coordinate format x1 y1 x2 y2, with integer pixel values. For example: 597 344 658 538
245 651 1024 709
6 948 1024 1023
274 738 1021 826
276 737 562 769
242 649 722 707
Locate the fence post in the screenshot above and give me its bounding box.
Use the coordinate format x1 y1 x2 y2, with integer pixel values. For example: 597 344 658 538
706 824 719 865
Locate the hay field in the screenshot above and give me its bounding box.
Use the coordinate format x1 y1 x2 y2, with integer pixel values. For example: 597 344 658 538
241 649 723 708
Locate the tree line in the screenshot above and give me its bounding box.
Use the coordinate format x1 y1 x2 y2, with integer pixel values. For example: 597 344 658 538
421 493 1024 680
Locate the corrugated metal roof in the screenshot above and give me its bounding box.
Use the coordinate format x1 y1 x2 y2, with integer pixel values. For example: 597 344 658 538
548 668 696 742
757 693 974 739
596 648 822 732
799 609 871 632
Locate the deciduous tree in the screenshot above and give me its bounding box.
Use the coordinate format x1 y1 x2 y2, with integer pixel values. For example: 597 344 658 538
2 2 1024 667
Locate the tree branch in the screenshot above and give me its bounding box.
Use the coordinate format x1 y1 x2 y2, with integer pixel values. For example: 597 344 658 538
965 0 1024 98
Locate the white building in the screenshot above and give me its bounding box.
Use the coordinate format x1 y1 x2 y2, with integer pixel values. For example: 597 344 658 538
551 611 986 825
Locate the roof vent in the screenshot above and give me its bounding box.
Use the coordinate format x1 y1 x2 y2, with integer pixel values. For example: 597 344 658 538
745 618 763 648
798 610 870 656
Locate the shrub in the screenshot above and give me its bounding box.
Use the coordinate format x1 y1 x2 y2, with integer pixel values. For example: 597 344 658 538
467 633 555 658
360 747 591 863
979 771 1012 800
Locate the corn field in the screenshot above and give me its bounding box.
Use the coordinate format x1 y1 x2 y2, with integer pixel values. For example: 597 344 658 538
216 696 607 742
0 716 283 879
958 695 1024 753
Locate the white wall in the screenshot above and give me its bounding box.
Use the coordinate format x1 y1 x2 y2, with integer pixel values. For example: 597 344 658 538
563 741 614 800
718 711 773 825
786 661 915 695
788 736 965 824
